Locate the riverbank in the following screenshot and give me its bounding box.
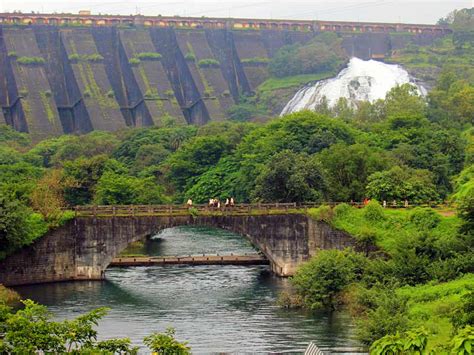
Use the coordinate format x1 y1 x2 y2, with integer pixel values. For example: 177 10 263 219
287 202 473 352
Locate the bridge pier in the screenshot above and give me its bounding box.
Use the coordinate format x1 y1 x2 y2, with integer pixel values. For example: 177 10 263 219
0 213 357 286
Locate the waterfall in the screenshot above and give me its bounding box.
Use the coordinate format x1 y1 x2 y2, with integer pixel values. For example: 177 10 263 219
281 57 426 116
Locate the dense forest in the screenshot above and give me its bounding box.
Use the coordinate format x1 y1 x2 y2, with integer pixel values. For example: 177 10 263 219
0 7 473 354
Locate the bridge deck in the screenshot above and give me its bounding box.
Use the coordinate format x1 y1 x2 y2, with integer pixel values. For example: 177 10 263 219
71 202 444 218
109 254 269 267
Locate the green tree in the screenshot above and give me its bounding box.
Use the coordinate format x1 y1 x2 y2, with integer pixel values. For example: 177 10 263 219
318 143 391 202
0 191 47 260
185 157 240 203
62 155 109 206
94 171 168 205
384 84 427 119
456 178 474 236
50 131 119 166
366 166 440 203
132 143 170 173
252 150 327 202
113 126 196 166
163 136 232 192
0 300 137 353
143 327 190 354
269 33 347 78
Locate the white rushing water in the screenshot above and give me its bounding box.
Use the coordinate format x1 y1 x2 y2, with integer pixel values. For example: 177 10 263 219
281 57 426 115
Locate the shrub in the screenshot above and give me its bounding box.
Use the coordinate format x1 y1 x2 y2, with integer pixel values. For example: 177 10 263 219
184 52 196 61
7 51 17 58
427 254 474 282
144 89 160 99
227 103 259 121
363 200 385 222
0 284 20 305
84 54 104 62
222 90 231 97
18 89 28 97
68 53 80 62
370 328 428 354
68 54 104 63
83 90 91 98
334 202 351 217
197 58 220 68
241 57 270 65
143 327 190 354
188 207 199 217
451 292 474 330
291 249 366 310
16 56 45 65
449 326 474 355
355 288 410 344
409 207 441 230
106 90 115 98
136 52 162 61
355 227 378 255
129 57 141 65
307 205 334 224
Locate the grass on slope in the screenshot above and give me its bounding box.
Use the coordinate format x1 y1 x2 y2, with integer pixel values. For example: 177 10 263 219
257 72 335 93
307 204 461 255
397 274 474 350
389 36 474 81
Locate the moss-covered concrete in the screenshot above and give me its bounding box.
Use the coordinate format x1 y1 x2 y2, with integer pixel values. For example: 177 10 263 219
0 214 357 286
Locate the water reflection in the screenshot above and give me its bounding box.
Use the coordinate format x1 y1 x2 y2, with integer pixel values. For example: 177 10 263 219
14 227 360 353
123 226 257 257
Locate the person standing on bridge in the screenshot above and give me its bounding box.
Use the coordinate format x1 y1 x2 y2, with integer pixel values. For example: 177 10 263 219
230 197 235 207
187 199 193 207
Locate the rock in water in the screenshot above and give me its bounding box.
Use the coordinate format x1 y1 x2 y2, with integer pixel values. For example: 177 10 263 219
281 57 426 115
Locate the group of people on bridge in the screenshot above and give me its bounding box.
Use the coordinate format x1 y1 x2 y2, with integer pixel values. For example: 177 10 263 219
362 198 410 208
185 197 236 209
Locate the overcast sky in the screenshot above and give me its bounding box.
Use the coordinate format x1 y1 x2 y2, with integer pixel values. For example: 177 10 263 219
0 0 472 24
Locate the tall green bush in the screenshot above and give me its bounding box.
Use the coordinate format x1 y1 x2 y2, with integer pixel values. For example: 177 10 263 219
291 249 367 310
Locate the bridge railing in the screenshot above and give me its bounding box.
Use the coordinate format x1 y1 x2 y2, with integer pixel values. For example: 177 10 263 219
70 202 446 217
72 203 303 217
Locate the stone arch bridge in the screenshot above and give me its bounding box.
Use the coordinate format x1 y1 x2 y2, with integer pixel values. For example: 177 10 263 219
0 204 357 286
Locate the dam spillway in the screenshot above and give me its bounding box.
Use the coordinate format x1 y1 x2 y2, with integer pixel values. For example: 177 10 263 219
0 16 449 139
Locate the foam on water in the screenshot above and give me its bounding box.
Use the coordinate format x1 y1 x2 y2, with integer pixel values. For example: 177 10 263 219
281 57 426 115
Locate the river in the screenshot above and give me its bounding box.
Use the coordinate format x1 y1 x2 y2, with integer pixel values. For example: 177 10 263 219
14 226 361 354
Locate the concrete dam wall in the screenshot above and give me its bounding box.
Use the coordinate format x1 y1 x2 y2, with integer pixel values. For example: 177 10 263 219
0 25 446 139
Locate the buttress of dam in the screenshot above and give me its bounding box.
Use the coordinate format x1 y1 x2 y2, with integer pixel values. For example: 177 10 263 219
0 25 447 140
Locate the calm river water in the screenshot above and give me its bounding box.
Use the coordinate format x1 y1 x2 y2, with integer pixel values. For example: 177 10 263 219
14 227 360 354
